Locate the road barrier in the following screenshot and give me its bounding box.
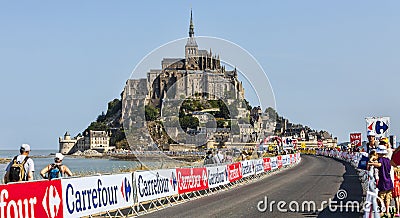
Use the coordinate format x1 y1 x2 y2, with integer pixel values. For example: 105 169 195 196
316 150 380 218
0 153 301 218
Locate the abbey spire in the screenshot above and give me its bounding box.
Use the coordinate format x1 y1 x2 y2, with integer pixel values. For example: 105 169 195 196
189 9 194 37
185 9 198 61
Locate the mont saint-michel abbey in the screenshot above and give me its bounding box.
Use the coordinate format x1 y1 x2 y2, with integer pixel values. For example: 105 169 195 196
122 11 246 133
147 13 245 106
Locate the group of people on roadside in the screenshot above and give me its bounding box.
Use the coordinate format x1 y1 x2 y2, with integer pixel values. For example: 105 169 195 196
204 150 229 165
367 131 400 217
3 144 72 184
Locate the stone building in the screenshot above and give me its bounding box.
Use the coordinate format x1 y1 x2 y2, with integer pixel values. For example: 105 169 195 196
59 130 114 154
122 10 246 128
59 132 79 155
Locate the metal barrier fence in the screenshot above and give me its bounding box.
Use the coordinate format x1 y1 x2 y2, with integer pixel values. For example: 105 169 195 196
0 153 301 218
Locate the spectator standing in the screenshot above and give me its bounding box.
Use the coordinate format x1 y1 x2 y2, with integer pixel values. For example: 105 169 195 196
4 144 35 183
366 131 379 153
369 145 393 217
40 153 72 179
393 167 400 217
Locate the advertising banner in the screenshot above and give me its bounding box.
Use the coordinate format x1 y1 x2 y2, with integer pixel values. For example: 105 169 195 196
292 139 298 148
350 133 362 148
281 155 289 166
254 159 264 175
0 180 63 218
176 168 208 194
263 157 271 172
134 169 178 203
241 160 255 178
227 162 242 182
366 117 390 138
270 157 278 170
317 140 323 148
206 165 229 188
61 173 133 217
277 156 283 168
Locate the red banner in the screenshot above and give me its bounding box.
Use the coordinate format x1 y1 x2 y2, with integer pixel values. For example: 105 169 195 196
350 133 362 147
176 168 208 194
263 158 271 172
0 180 63 218
227 162 242 182
277 156 283 168
317 140 323 148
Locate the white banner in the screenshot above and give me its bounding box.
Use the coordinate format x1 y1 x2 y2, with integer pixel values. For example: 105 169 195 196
206 165 229 188
241 160 255 178
270 157 278 170
366 117 390 138
62 173 133 217
254 159 264 175
282 155 290 166
134 169 178 203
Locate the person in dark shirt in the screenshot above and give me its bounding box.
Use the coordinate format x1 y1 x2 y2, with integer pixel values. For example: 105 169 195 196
366 131 379 153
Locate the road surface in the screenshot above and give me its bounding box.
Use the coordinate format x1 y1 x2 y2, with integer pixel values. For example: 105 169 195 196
140 155 363 218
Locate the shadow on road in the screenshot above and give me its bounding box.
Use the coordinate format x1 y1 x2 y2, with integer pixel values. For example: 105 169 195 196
317 158 363 218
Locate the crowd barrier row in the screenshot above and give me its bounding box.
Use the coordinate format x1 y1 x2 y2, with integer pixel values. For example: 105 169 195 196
0 153 301 218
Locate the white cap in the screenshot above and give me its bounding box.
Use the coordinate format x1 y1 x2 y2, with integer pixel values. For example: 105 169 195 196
367 131 376 137
21 144 31 151
376 145 388 154
55 153 64 160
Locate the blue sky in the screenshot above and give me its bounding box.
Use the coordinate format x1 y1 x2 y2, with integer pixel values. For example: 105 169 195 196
0 1 399 150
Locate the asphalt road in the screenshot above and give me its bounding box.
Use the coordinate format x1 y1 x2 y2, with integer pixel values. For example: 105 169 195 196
140 155 363 218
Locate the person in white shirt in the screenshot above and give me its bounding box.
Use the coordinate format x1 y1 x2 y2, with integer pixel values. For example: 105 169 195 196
4 144 35 183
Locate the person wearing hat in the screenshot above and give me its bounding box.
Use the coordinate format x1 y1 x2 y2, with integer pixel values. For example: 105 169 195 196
380 137 393 159
3 144 35 183
369 145 394 216
40 153 72 180
366 131 379 153
204 150 215 165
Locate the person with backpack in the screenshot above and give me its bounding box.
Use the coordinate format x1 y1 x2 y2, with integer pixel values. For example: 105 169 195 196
40 153 72 180
3 144 35 184
204 150 215 165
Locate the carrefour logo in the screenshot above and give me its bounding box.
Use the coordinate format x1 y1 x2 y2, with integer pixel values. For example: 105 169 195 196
42 185 61 218
170 171 177 191
120 177 132 202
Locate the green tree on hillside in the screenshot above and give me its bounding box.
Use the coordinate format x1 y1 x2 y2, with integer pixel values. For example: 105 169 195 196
145 105 159 121
106 99 122 117
179 115 199 130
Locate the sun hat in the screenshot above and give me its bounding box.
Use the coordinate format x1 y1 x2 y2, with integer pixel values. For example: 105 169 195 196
20 144 31 152
380 137 389 144
55 153 64 160
376 145 388 154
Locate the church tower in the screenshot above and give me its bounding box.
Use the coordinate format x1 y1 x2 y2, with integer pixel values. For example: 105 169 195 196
185 9 198 69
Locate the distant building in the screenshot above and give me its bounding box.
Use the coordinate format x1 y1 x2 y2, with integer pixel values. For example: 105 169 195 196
120 10 249 150
59 130 114 154
122 10 246 129
59 132 78 155
238 124 254 142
